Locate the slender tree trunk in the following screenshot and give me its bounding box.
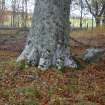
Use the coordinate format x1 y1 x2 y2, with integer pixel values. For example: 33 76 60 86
95 16 101 27
80 0 83 29
102 12 105 25
103 18 105 25
12 0 16 27
24 0 28 27
0 0 5 25
17 0 77 70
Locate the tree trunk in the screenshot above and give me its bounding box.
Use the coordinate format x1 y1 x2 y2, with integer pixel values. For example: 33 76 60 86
102 12 105 25
103 18 105 25
95 16 101 27
17 0 77 70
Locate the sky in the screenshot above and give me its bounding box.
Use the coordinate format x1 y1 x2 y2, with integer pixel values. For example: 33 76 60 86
5 0 92 18
5 0 35 13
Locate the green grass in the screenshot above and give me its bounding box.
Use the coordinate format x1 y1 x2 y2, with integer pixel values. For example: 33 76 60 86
70 18 96 28
3 17 96 28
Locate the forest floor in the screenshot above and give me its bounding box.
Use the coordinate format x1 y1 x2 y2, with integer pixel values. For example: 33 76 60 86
0 28 105 105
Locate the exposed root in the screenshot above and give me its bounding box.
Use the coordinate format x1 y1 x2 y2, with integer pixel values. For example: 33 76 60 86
17 43 77 70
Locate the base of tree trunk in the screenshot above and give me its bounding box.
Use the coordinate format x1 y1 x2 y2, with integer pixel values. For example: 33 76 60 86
17 43 77 70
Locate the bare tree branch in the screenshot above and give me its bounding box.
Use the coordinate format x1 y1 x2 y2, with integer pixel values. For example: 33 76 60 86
85 0 95 17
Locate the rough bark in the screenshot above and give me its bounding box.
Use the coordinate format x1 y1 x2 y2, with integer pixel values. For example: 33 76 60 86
17 0 77 70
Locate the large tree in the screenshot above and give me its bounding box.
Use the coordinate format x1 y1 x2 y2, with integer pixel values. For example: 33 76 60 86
85 0 105 26
17 0 77 70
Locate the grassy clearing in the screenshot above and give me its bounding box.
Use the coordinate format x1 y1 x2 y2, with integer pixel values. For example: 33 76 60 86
70 18 96 28
0 29 18 36
71 26 105 38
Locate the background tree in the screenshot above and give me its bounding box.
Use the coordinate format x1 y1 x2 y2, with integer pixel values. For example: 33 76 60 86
0 0 5 25
11 0 17 27
85 0 105 26
17 0 77 70
80 0 84 29
21 0 28 27
102 11 105 25
71 0 87 29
